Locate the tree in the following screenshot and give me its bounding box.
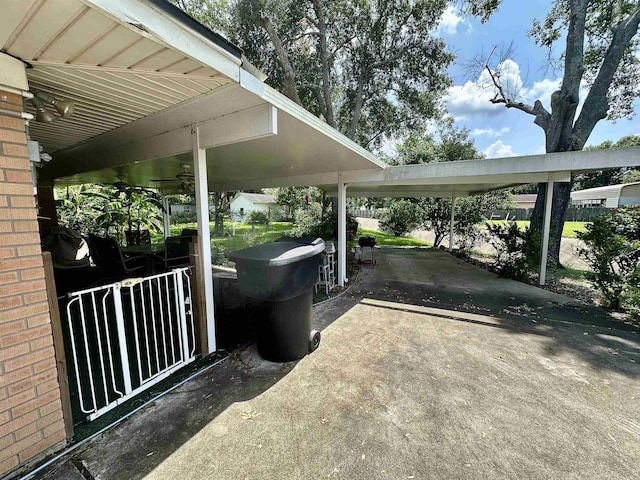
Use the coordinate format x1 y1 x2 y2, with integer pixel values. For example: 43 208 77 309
232 0 453 146
471 1 640 268
385 125 511 247
574 135 640 190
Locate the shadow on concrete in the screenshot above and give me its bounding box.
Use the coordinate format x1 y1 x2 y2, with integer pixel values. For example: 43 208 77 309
348 247 639 380
34 246 638 480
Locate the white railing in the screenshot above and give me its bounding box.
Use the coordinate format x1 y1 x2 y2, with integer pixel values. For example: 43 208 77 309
65 268 195 421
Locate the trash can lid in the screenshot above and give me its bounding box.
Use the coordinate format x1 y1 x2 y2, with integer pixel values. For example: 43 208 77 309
229 240 325 267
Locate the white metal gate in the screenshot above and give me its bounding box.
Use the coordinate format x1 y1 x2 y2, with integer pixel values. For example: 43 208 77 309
64 268 196 421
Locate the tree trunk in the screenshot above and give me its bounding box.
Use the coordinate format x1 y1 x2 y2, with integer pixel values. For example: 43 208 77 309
529 181 573 269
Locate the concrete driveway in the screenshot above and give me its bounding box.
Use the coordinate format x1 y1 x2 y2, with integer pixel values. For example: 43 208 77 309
35 249 639 480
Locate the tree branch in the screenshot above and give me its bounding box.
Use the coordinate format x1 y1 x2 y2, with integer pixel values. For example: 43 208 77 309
311 0 335 127
573 3 640 149
258 13 302 105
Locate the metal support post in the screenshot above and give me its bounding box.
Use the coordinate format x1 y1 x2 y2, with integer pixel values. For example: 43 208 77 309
539 178 555 286
337 173 347 287
192 124 216 353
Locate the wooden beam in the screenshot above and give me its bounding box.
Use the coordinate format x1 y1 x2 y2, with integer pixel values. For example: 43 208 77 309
42 252 74 440
189 238 208 355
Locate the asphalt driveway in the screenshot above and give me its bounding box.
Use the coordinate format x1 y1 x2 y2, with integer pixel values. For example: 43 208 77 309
34 248 639 480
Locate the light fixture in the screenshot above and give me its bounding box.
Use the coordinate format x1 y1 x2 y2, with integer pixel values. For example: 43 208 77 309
35 91 75 119
29 96 55 123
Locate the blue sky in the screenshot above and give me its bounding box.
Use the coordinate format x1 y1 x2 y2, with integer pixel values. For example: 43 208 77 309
437 2 640 158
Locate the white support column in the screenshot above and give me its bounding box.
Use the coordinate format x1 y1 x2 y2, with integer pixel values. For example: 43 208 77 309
162 194 171 239
192 124 216 353
337 172 347 287
449 196 456 253
539 177 555 286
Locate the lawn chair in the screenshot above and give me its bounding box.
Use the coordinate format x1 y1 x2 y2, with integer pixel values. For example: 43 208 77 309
153 235 192 272
88 235 148 280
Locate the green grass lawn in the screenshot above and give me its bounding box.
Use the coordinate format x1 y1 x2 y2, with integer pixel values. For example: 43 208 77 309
355 228 432 247
485 220 589 238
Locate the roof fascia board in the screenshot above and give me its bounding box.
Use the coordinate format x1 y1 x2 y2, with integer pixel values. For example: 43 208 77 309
239 69 387 171
341 147 640 185
82 0 241 81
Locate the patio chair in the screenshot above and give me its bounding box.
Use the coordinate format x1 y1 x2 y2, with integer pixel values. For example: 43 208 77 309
153 235 192 272
180 228 198 239
88 235 148 280
125 229 151 246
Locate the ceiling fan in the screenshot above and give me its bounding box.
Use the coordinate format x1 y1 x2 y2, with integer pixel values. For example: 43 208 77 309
151 163 195 192
110 174 156 195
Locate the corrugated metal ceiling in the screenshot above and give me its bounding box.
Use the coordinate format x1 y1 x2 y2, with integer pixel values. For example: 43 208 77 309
2 0 233 152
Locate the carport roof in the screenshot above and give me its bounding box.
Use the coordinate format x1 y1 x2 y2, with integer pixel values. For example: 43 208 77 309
5 0 384 192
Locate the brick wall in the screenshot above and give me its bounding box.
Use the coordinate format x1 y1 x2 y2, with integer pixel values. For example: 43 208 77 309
0 90 66 477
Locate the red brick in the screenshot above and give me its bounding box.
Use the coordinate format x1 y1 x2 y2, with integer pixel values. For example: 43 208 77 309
18 428 66 463
0 279 45 298
0 183 32 196
0 430 41 463
0 256 42 273
10 388 60 420
2 143 28 158
0 100 21 113
0 92 22 105
0 156 29 170
39 398 62 417
0 341 30 362
0 366 33 389
32 357 55 375
0 271 18 285
0 319 25 336
0 388 6 401
0 116 25 131
0 456 19 476
1 324 51 348
29 334 53 352
0 232 39 248
6 368 56 397
16 245 41 257
0 207 37 220
0 410 9 425
0 433 13 451
19 268 44 281
12 220 38 232
4 170 31 184
26 314 51 328
2 345 54 372
0 388 36 415
0 296 22 310
0 303 50 325
1 411 39 439
0 247 16 259
8 196 35 208
0 130 26 144
23 291 47 304
35 379 59 397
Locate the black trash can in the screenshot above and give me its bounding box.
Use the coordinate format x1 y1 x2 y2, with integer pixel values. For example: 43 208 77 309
229 239 324 362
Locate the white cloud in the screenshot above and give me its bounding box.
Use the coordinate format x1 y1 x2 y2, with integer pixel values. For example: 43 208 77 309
483 140 517 158
438 6 471 36
446 59 524 120
470 127 511 137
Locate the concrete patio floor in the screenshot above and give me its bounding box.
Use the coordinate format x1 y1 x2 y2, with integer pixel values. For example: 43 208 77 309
35 248 639 480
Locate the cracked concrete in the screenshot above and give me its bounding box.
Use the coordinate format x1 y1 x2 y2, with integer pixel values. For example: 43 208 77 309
33 248 639 480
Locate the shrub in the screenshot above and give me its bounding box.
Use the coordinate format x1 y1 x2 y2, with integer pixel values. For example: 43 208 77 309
577 207 640 311
378 200 421 237
290 207 357 240
244 210 270 226
170 210 197 225
485 222 530 281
